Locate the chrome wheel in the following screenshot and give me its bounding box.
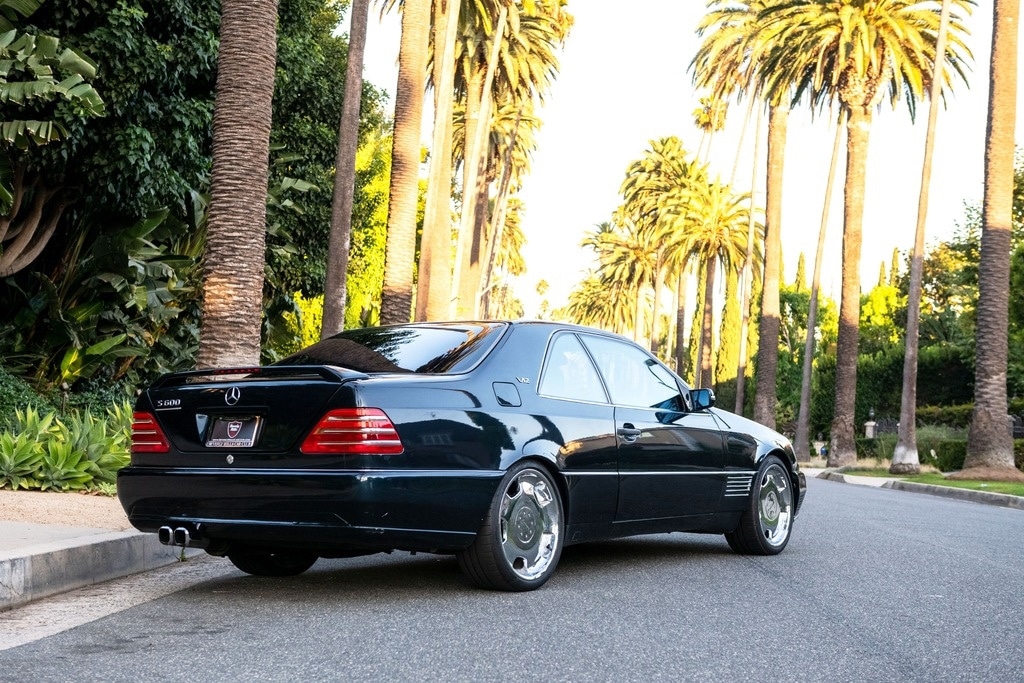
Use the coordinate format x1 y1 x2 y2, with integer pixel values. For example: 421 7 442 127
757 462 792 548
458 461 565 590
499 468 561 581
725 455 796 555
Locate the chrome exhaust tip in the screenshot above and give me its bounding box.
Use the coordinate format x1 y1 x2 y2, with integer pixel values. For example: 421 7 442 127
172 527 191 546
158 526 173 545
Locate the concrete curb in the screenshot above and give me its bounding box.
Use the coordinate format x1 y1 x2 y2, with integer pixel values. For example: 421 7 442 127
0 530 198 612
815 470 1024 511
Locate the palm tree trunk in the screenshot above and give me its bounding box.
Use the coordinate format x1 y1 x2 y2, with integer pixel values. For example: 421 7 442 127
452 6 507 319
480 106 522 315
893 0 953 474
674 267 688 376
965 0 1019 473
753 103 787 429
197 0 279 369
321 0 369 337
794 117 843 462
699 256 717 389
380 0 430 325
650 256 663 353
735 104 764 413
416 0 460 322
828 104 871 468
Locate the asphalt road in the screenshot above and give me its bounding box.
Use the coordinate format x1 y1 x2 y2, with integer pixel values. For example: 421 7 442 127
1 477 1022 682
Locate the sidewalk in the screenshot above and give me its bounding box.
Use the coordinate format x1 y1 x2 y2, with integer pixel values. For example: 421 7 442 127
2 469 1022 613
807 467 1024 510
0 521 195 612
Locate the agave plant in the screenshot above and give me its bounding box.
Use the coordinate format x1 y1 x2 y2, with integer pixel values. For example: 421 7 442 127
0 430 41 490
35 439 92 492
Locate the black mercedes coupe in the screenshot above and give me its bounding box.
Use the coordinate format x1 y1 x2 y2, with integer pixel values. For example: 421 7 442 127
118 320 806 591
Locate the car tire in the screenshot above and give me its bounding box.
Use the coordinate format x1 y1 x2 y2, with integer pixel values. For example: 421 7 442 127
228 549 319 577
457 461 564 591
725 454 794 555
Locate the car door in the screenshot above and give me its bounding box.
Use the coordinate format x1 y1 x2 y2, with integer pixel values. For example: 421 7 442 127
578 334 726 522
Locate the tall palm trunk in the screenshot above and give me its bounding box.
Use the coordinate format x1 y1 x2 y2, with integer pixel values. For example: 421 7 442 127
893 0 953 474
197 0 280 369
794 118 843 462
698 256 717 388
481 106 523 316
828 104 871 468
452 6 507 319
674 267 689 376
380 0 430 325
964 0 1019 473
752 103 787 429
321 0 369 337
735 103 763 414
416 0 461 322
650 255 664 353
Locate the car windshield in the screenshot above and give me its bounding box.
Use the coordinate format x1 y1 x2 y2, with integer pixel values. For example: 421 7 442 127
274 323 507 374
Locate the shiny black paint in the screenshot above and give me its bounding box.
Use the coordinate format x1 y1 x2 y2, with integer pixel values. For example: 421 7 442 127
118 321 806 560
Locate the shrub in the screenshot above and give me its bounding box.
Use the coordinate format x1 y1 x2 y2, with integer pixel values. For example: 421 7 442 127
933 440 967 472
0 367 57 428
916 405 973 429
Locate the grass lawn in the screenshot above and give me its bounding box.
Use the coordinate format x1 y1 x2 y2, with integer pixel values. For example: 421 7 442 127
844 468 1024 497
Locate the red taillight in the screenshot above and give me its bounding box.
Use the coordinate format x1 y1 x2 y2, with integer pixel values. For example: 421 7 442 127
132 411 170 453
300 408 404 455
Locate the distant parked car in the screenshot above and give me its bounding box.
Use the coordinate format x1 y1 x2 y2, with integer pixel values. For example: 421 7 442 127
118 320 806 591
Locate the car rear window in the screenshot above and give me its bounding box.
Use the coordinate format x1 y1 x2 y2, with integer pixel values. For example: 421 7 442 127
275 323 507 374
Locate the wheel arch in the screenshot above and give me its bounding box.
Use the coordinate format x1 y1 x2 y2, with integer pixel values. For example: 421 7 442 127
756 447 802 512
505 452 569 511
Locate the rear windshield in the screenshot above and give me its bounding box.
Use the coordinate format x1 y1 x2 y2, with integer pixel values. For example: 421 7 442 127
274 323 507 374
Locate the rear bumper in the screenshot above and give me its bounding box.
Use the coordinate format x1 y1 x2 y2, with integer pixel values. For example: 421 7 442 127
116 467 503 554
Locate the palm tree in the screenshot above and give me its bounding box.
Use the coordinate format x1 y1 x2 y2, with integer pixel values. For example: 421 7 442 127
892 0 955 474
751 103 787 429
669 179 755 389
621 136 706 352
415 0 461 322
693 96 728 163
321 0 369 337
380 0 431 325
598 209 660 343
691 1 785 427
566 273 635 335
451 1 567 318
793 118 844 462
197 0 280 368
752 0 973 466
962 0 1023 479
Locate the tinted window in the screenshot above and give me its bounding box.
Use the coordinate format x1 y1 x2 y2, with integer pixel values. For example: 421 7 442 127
539 333 608 403
579 335 682 409
275 323 506 374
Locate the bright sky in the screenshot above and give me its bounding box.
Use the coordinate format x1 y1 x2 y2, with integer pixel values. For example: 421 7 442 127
355 1 1022 317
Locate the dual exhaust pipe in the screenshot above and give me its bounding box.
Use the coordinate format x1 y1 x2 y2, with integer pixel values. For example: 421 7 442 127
158 525 210 549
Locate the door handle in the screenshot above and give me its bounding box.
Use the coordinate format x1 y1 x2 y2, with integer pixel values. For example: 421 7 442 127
617 425 642 443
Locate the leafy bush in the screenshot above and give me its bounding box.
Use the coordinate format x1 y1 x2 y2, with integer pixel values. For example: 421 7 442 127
933 440 967 472
0 367 57 427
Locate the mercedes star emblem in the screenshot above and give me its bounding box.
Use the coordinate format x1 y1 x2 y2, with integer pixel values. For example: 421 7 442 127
225 386 241 406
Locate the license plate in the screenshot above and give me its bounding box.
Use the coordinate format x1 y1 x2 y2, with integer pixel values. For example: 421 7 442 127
205 417 261 448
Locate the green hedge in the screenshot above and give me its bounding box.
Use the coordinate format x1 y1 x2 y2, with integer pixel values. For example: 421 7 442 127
856 436 1024 473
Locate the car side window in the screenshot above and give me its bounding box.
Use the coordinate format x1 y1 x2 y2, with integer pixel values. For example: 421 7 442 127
538 333 608 403
579 335 683 410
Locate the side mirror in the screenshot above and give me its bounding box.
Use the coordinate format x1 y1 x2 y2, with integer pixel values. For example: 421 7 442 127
689 388 716 411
